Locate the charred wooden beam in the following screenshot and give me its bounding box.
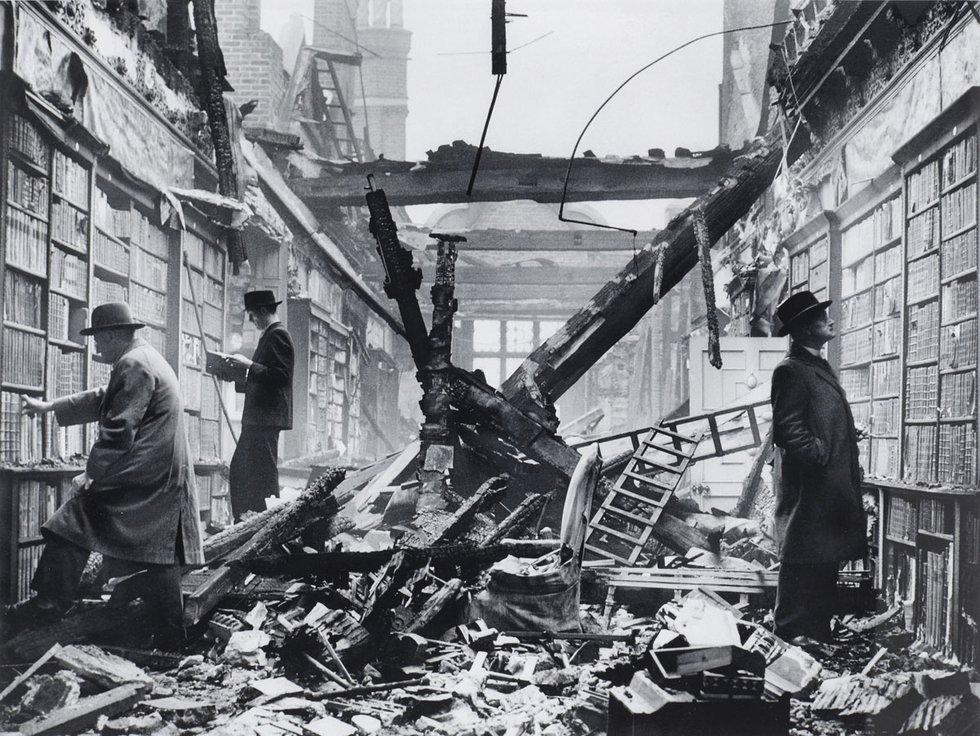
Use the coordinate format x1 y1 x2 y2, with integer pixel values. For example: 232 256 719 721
190 0 247 267
183 467 346 626
417 234 463 509
402 577 463 635
295 152 736 207
498 133 783 420
479 492 551 547
18 683 148 736
1 602 145 662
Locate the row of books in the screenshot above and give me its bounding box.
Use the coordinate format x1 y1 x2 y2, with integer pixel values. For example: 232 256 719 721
181 366 202 412
51 199 88 252
906 301 939 362
907 160 941 215
9 113 49 166
841 290 873 330
131 247 168 291
47 347 84 398
5 206 48 275
918 546 950 650
941 320 978 369
16 544 43 604
919 497 949 535
131 284 168 324
93 277 127 305
842 197 902 264
3 269 43 329
872 358 901 395
906 365 940 420
92 189 131 237
48 293 69 342
940 371 977 417
52 150 89 208
186 414 221 461
940 181 977 236
840 367 869 399
7 160 49 215
907 208 940 257
874 279 901 319
840 326 873 366
0 391 42 463
872 317 901 358
181 332 204 370
876 244 903 282
45 414 88 460
908 254 940 303
905 424 938 483
841 256 874 297
941 277 978 323
966 510 980 565
2 327 46 388
51 248 87 300
16 477 62 541
870 437 899 477
941 227 977 278
93 228 130 274
201 378 221 421
872 397 900 435
942 133 977 187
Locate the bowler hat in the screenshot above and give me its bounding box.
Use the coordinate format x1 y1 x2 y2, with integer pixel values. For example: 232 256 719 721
80 302 146 335
243 290 282 311
774 290 832 337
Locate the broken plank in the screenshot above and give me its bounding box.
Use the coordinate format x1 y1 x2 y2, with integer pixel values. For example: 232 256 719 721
18 683 147 736
404 578 463 635
417 476 509 545
0 643 61 703
53 644 152 688
480 493 551 547
183 467 346 626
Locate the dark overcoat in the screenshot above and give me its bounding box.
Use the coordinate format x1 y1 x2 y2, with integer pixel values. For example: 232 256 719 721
771 342 867 563
44 337 205 566
238 322 294 429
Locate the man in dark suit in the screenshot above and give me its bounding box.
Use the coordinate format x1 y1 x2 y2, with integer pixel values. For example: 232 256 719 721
224 290 294 520
770 290 867 647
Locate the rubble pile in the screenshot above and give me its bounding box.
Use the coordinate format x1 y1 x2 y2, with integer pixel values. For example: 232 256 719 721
1 464 976 735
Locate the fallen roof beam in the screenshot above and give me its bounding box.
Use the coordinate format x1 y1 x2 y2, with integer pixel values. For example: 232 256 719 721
295 151 737 207
498 133 783 417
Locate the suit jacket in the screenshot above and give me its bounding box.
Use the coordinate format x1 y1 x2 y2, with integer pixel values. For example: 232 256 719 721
240 321 294 430
770 342 867 564
45 337 205 566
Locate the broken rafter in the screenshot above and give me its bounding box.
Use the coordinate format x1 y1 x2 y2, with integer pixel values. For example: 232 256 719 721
497 132 783 421
183 467 347 626
295 148 738 207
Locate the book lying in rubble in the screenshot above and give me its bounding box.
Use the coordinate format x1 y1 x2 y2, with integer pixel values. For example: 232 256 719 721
206 351 248 382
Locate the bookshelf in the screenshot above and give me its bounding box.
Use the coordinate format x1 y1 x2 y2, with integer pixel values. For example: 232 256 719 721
899 123 978 487
286 298 352 460
839 195 903 478
181 228 230 526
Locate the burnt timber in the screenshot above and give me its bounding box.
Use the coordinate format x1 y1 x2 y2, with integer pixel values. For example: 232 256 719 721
293 143 738 207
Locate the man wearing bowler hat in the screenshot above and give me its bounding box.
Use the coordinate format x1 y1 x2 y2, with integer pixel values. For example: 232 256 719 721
4 302 204 645
222 290 294 520
770 290 867 647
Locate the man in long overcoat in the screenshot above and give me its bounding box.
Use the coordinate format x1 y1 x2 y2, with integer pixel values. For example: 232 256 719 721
770 290 867 645
4 302 204 643
223 290 294 520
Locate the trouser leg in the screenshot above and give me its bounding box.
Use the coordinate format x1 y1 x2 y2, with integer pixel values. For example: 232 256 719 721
230 425 280 521
31 532 90 611
774 561 839 641
104 559 184 632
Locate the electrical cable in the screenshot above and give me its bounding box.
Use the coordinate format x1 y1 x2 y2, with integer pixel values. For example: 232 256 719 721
467 73 505 196
557 19 794 235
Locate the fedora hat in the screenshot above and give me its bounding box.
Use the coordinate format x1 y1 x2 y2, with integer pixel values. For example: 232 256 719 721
774 290 832 337
80 302 146 335
243 289 282 311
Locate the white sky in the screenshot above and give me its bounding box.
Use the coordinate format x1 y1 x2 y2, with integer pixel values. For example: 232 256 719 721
260 1 726 229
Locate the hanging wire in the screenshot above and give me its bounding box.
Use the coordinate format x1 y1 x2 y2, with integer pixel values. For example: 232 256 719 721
467 73 505 196
558 18 794 235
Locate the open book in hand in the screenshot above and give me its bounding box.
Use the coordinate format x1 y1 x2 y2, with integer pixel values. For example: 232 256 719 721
206 351 248 383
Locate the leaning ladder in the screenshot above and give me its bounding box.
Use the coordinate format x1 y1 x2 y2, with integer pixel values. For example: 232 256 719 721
583 424 703 566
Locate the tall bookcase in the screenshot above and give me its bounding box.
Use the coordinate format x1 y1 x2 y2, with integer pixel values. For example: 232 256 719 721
882 88 980 662
286 298 351 460
838 194 904 478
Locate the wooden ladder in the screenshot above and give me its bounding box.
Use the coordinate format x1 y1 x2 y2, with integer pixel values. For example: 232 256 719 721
583 424 703 566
